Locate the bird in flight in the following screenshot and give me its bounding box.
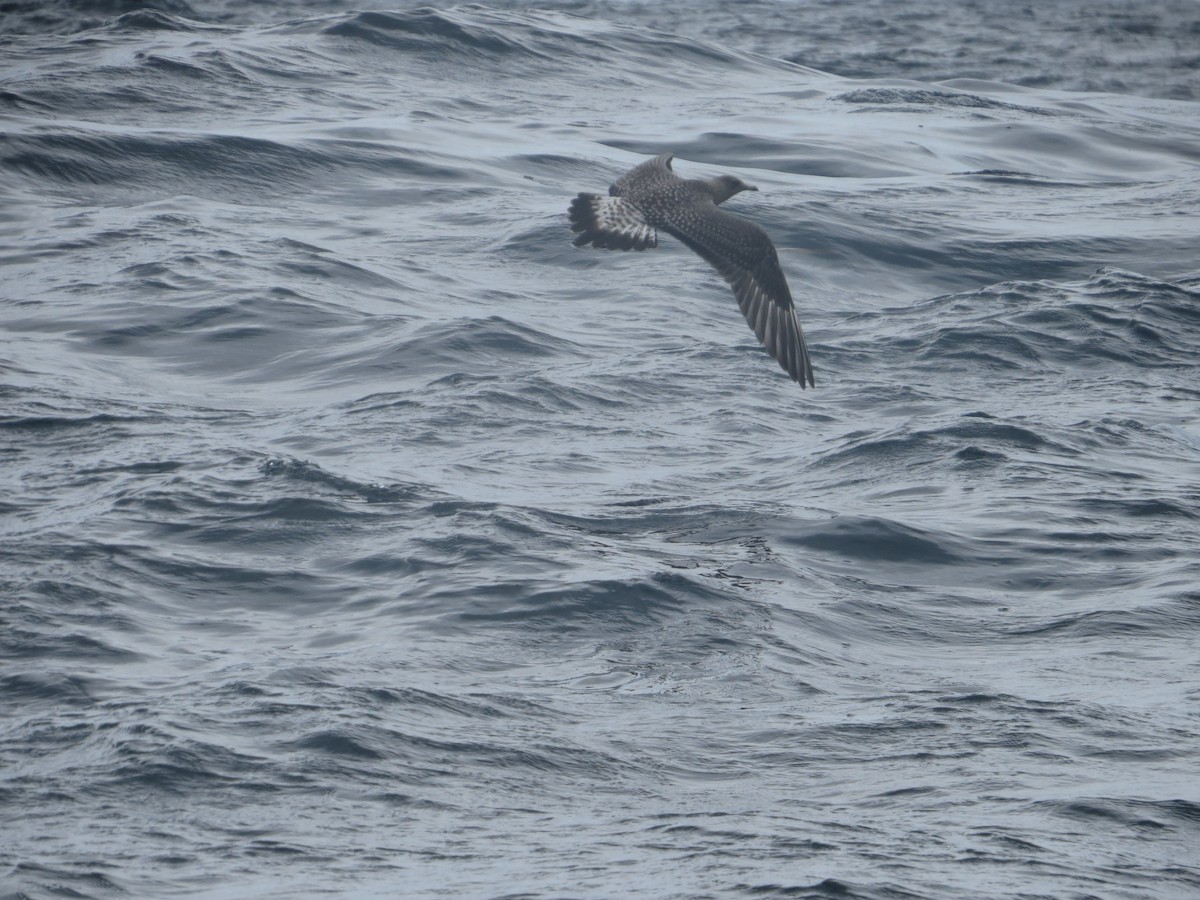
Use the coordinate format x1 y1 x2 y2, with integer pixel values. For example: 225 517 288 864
568 153 814 387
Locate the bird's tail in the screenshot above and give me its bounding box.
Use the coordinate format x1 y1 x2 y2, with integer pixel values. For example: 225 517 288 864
568 193 657 251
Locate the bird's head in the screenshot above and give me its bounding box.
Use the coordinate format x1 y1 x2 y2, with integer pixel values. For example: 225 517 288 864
708 174 759 205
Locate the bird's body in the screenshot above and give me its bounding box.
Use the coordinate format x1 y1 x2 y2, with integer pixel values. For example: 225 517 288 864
568 153 814 387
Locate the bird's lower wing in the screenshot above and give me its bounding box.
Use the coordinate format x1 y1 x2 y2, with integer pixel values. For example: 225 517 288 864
663 208 815 388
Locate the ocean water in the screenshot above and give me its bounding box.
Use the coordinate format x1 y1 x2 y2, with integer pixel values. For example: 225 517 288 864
2 1 1199 898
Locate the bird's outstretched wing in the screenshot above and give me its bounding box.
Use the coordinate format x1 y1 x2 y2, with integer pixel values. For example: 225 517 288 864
663 207 815 387
568 153 680 249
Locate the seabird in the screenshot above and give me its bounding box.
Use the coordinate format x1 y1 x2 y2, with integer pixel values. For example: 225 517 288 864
568 152 814 387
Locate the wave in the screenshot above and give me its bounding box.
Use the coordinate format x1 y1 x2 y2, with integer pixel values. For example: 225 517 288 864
314 5 775 75
830 268 1200 385
0 128 475 204
835 86 1063 116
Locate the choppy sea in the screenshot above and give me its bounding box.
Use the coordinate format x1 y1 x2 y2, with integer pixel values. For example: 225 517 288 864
3 1 1199 897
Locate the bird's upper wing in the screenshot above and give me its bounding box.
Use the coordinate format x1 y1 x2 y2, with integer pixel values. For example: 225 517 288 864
662 205 815 387
568 154 678 250
611 153 676 197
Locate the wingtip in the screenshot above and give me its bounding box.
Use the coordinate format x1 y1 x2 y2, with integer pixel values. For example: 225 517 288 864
795 351 815 389
788 366 815 389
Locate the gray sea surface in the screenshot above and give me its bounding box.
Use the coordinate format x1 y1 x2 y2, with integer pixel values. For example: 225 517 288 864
2 1 1199 897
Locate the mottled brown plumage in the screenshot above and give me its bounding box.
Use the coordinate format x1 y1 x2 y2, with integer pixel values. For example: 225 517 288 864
569 153 814 387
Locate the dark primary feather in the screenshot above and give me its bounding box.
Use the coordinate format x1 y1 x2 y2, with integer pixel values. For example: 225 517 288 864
567 153 815 388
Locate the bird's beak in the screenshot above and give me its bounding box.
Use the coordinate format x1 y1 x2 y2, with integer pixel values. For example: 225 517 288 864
744 183 759 192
